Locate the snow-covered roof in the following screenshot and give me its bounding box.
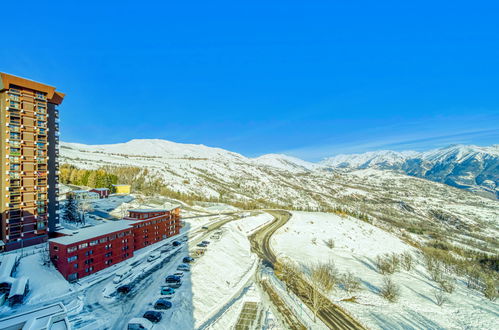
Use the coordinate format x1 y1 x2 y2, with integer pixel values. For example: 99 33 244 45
0 302 69 330
8 276 28 298
91 188 109 191
71 190 90 194
50 221 132 245
129 208 168 213
0 255 17 285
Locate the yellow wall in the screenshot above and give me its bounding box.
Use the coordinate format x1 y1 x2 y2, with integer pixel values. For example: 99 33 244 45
114 185 131 194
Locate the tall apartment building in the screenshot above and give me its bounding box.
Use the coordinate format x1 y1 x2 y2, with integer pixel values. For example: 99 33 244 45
0 73 64 251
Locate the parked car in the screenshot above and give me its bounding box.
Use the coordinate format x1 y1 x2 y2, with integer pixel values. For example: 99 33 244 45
183 256 195 263
154 299 173 310
201 240 211 245
117 285 132 294
147 251 161 262
143 311 163 323
197 242 208 248
177 264 190 271
172 241 181 246
127 317 153 330
160 286 175 296
165 275 182 288
173 272 184 278
113 266 133 284
201 226 209 230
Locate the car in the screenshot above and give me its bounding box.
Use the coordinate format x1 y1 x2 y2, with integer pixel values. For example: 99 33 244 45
172 241 181 246
177 264 190 271
202 240 211 245
127 317 153 330
113 266 133 284
154 299 173 310
173 272 184 278
197 242 208 248
165 275 182 288
183 256 195 263
147 251 161 262
160 286 175 295
143 311 163 323
201 226 209 230
117 285 132 294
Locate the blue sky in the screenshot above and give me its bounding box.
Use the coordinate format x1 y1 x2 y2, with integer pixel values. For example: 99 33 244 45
1 1 498 161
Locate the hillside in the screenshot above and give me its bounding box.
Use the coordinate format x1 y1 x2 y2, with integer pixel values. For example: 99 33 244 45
60 139 499 259
320 144 499 199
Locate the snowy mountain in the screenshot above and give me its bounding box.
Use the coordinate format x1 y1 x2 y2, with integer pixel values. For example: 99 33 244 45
321 145 499 199
252 154 317 172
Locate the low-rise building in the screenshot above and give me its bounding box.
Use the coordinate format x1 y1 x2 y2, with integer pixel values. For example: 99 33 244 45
113 184 131 194
89 188 110 199
66 190 99 201
49 205 181 281
125 207 181 250
0 302 70 330
50 221 134 281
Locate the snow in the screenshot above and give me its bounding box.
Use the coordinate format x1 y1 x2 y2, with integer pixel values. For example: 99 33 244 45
50 220 132 245
0 255 17 285
8 276 28 298
272 211 499 330
253 153 317 172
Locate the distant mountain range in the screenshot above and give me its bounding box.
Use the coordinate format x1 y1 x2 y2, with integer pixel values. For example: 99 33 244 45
318 144 499 199
61 140 499 199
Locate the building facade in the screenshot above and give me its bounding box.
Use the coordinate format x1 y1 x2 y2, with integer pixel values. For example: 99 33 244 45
89 188 110 199
113 184 131 194
126 209 181 250
49 206 181 281
49 222 134 281
0 73 64 251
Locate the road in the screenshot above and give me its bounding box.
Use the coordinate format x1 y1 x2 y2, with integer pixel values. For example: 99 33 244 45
250 210 366 330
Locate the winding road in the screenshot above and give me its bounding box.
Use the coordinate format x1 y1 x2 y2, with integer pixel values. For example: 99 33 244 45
250 210 366 330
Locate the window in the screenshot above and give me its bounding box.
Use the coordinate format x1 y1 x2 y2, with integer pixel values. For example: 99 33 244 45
109 235 116 241
79 243 88 249
67 256 77 262
85 250 93 256
85 266 94 273
67 246 77 253
84 258 94 265
68 273 78 281
105 252 112 258
99 237 107 244
73 263 78 269
90 240 98 246
53 246 59 251
105 260 113 265
105 244 112 250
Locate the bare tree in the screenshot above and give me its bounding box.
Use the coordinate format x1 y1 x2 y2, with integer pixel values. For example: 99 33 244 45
400 251 414 271
306 262 336 322
325 239 335 249
437 276 455 293
79 201 94 224
482 276 498 302
433 289 448 306
376 253 399 275
275 259 300 293
379 276 400 302
340 271 362 294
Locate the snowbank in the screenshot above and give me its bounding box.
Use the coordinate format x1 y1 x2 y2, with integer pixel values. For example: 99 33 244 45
271 211 498 330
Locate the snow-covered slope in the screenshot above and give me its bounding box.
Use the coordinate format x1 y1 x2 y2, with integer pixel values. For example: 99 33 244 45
272 212 498 330
63 139 245 161
252 153 317 172
321 144 499 198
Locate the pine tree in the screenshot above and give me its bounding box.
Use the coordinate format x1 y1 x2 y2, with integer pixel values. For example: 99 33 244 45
64 194 78 223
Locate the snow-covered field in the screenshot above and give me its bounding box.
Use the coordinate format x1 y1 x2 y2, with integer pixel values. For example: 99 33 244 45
272 212 499 329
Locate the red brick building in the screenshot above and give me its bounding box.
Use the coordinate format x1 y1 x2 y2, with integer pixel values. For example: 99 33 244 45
49 222 133 281
89 188 110 199
49 206 181 281
125 209 181 250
